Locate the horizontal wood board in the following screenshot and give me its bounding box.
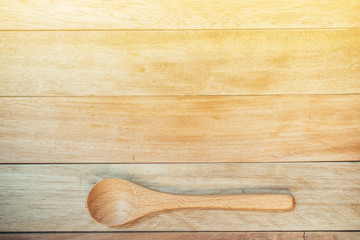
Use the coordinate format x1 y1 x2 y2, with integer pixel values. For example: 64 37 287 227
1 30 360 96
305 232 360 239
2 232 360 240
1 95 359 163
0 232 305 239
2 232 360 239
0 163 359 231
0 0 360 29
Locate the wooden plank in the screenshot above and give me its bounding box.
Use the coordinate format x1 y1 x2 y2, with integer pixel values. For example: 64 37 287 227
0 232 305 240
0 163 359 231
1 30 360 96
2 232 360 240
0 0 360 30
306 232 360 240
1 95 359 163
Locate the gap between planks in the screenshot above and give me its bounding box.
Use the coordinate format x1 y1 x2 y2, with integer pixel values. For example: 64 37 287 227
1 93 360 98
1 28 360 31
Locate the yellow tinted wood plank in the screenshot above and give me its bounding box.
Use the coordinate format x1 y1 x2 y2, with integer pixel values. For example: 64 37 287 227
0 0 360 29
0 232 305 240
305 232 360 240
0 163 359 231
1 30 360 96
0 95 359 163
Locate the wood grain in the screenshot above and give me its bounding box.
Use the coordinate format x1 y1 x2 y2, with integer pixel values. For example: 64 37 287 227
306 232 360 240
1 30 360 96
0 232 305 240
1 0 360 30
1 95 359 163
0 163 359 231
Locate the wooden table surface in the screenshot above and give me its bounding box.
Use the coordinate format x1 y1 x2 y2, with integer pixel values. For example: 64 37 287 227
0 0 359 239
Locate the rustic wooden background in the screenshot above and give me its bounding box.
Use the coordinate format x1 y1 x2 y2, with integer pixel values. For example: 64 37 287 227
0 0 359 239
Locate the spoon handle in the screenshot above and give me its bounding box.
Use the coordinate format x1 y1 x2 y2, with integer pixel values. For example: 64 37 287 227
160 193 294 211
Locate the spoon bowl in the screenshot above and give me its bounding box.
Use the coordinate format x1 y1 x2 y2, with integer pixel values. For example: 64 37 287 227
87 179 136 226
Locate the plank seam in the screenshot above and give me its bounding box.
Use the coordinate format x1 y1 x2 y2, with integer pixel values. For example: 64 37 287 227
0 161 359 165
1 28 360 32
1 93 360 98
1 230 360 233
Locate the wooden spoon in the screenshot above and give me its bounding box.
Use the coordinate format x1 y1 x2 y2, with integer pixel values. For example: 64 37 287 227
87 178 294 226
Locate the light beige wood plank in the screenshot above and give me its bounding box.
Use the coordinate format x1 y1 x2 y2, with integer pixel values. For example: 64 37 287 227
0 163 359 231
1 95 359 163
1 30 360 96
0 232 305 240
0 0 360 29
306 232 360 240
